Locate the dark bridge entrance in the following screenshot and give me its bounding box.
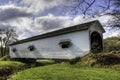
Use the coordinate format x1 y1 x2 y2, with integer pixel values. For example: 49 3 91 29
90 31 103 53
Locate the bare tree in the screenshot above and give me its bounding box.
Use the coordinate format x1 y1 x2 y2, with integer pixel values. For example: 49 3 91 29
0 28 17 57
67 0 120 28
67 0 110 15
107 0 120 28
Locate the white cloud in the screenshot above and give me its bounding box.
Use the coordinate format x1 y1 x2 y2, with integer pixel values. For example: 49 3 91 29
6 17 33 33
0 0 85 39
0 0 118 40
98 15 112 24
111 31 120 36
73 15 89 24
21 0 68 13
15 14 97 39
12 14 85 39
0 17 34 39
103 32 119 39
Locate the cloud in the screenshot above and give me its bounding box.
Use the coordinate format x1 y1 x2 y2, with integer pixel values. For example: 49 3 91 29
9 14 72 39
34 14 71 32
98 15 112 24
0 0 118 40
14 14 89 39
0 24 12 30
18 31 39 40
103 31 120 39
34 14 88 32
21 0 68 13
0 4 32 21
20 14 117 39
4 17 33 33
0 0 85 39
0 23 16 35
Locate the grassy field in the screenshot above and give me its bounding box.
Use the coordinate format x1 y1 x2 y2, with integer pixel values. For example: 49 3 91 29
0 53 119 80
0 61 25 68
13 63 120 80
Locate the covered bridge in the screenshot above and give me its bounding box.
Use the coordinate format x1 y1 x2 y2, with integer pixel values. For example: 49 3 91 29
9 20 105 59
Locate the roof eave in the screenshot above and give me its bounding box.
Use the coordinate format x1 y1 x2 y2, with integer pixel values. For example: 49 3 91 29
9 20 99 46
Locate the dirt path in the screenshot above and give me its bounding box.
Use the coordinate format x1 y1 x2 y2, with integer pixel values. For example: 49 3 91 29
7 72 18 80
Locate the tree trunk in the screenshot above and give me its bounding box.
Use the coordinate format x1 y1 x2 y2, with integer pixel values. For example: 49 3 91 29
1 47 4 57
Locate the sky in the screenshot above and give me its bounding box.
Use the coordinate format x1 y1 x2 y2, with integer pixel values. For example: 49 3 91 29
0 0 119 39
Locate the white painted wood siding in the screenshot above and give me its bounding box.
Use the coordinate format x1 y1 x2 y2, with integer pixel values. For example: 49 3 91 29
10 30 90 59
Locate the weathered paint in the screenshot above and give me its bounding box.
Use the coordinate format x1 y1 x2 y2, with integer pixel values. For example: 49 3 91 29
89 23 104 50
9 21 105 59
10 30 90 59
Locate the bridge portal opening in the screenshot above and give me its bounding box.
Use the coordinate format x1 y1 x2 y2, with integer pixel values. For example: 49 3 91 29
91 31 103 53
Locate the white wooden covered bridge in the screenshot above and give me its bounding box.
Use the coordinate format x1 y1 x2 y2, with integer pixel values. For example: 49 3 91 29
9 20 105 59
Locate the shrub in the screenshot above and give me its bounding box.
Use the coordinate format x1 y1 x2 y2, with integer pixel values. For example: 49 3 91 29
69 57 81 64
97 54 120 65
104 37 120 52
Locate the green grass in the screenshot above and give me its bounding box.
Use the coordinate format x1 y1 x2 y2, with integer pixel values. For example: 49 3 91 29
36 59 55 65
13 63 120 80
0 61 25 68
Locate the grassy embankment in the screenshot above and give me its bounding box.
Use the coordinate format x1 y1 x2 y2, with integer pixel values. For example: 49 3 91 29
0 61 25 80
13 53 120 80
13 63 120 80
0 61 25 68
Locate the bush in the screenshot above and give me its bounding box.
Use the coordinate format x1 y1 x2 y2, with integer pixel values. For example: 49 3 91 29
104 37 120 52
97 54 120 65
0 55 11 61
69 57 81 64
110 51 120 54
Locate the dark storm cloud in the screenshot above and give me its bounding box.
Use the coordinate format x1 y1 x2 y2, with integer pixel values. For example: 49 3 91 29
37 18 64 30
0 7 32 21
34 14 71 31
0 24 14 32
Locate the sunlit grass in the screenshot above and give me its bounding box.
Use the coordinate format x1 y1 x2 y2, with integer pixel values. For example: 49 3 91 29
0 61 25 68
13 63 120 80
